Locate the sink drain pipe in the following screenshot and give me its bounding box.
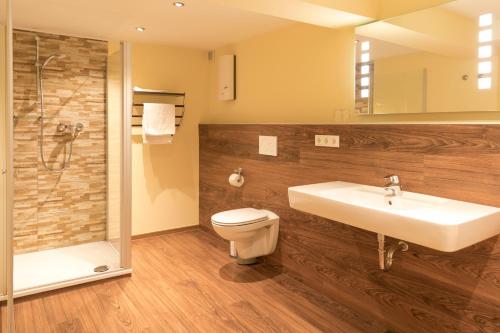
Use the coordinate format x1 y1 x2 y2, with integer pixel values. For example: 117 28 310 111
377 233 409 271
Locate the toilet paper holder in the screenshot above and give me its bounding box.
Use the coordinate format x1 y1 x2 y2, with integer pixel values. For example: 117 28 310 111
233 168 243 181
228 168 245 187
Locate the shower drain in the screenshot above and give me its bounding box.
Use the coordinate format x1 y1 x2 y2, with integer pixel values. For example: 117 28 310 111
93 265 110 273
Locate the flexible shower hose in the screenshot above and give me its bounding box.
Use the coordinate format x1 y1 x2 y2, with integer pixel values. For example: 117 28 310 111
38 70 76 173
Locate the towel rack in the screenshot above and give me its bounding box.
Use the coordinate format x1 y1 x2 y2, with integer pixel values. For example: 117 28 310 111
131 87 186 129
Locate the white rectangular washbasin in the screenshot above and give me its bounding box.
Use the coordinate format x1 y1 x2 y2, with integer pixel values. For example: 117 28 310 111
288 181 500 252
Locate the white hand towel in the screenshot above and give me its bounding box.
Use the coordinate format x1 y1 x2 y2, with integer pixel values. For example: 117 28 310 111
142 103 176 144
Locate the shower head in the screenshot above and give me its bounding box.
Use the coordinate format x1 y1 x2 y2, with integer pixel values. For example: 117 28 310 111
41 54 66 70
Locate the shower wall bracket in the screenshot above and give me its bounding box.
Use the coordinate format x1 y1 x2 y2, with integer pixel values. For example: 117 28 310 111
377 233 409 271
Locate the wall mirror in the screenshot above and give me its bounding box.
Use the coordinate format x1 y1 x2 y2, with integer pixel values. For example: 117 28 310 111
354 0 500 115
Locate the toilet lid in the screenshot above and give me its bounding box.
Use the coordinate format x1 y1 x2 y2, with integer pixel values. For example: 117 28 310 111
211 208 268 226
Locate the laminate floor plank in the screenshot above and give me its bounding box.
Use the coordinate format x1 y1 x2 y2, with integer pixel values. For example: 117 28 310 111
161 231 366 333
11 229 359 333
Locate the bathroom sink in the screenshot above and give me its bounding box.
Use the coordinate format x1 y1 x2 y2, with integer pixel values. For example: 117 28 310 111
288 181 500 252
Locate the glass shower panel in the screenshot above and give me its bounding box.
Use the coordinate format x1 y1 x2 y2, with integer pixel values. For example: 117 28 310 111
106 41 123 257
0 21 7 301
1 0 15 329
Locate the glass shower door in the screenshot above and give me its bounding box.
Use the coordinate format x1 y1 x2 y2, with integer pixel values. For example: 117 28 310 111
107 41 132 268
1 0 14 330
0 17 7 306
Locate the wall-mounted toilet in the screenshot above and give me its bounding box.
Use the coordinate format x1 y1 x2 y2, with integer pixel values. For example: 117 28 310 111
211 208 279 264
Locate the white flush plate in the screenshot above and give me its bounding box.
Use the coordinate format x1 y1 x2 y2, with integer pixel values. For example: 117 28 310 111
259 136 278 156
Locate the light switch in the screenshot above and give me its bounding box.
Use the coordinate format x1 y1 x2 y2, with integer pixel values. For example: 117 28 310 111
259 136 278 156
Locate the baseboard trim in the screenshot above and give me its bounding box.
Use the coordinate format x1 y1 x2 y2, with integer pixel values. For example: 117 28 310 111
199 224 215 233
132 225 199 240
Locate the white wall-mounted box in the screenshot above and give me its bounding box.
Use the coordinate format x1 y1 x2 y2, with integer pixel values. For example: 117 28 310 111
259 136 278 156
218 54 235 101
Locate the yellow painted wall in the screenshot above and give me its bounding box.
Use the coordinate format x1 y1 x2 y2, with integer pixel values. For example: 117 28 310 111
373 64 426 114
131 43 209 236
386 6 475 49
373 52 499 114
203 22 500 124
379 0 454 19
204 24 356 124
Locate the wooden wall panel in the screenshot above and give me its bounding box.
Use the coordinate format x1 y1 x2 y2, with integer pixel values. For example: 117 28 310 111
199 124 500 333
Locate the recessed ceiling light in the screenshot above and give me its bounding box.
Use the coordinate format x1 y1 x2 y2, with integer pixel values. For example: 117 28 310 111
136 27 146 32
173 1 185 7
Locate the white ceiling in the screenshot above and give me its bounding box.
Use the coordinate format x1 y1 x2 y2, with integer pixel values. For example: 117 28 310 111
442 0 500 19
9 0 462 50
356 0 500 60
207 0 374 29
355 35 419 60
12 0 293 49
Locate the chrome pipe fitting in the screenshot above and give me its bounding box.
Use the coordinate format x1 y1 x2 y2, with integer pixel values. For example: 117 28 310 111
377 233 409 271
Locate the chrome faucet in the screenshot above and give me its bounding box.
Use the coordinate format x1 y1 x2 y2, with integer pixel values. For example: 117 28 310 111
384 175 402 197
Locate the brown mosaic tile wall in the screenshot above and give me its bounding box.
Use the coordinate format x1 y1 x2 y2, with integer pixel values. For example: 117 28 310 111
13 30 107 254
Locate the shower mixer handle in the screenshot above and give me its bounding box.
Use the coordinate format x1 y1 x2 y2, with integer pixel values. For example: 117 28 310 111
73 123 84 139
75 123 84 132
57 123 68 132
56 122 84 135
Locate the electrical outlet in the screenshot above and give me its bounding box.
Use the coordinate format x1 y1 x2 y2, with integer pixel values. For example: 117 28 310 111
315 135 339 148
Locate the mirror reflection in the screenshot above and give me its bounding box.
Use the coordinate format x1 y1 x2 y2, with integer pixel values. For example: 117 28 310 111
355 0 500 114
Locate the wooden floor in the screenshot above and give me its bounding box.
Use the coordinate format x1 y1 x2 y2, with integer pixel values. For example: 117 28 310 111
1 230 360 333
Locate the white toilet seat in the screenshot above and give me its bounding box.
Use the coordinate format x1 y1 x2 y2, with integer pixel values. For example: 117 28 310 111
211 208 269 227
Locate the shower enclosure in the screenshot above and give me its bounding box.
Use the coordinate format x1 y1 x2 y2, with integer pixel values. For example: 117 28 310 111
2 1 132 328
1 25 131 315
8 29 132 296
